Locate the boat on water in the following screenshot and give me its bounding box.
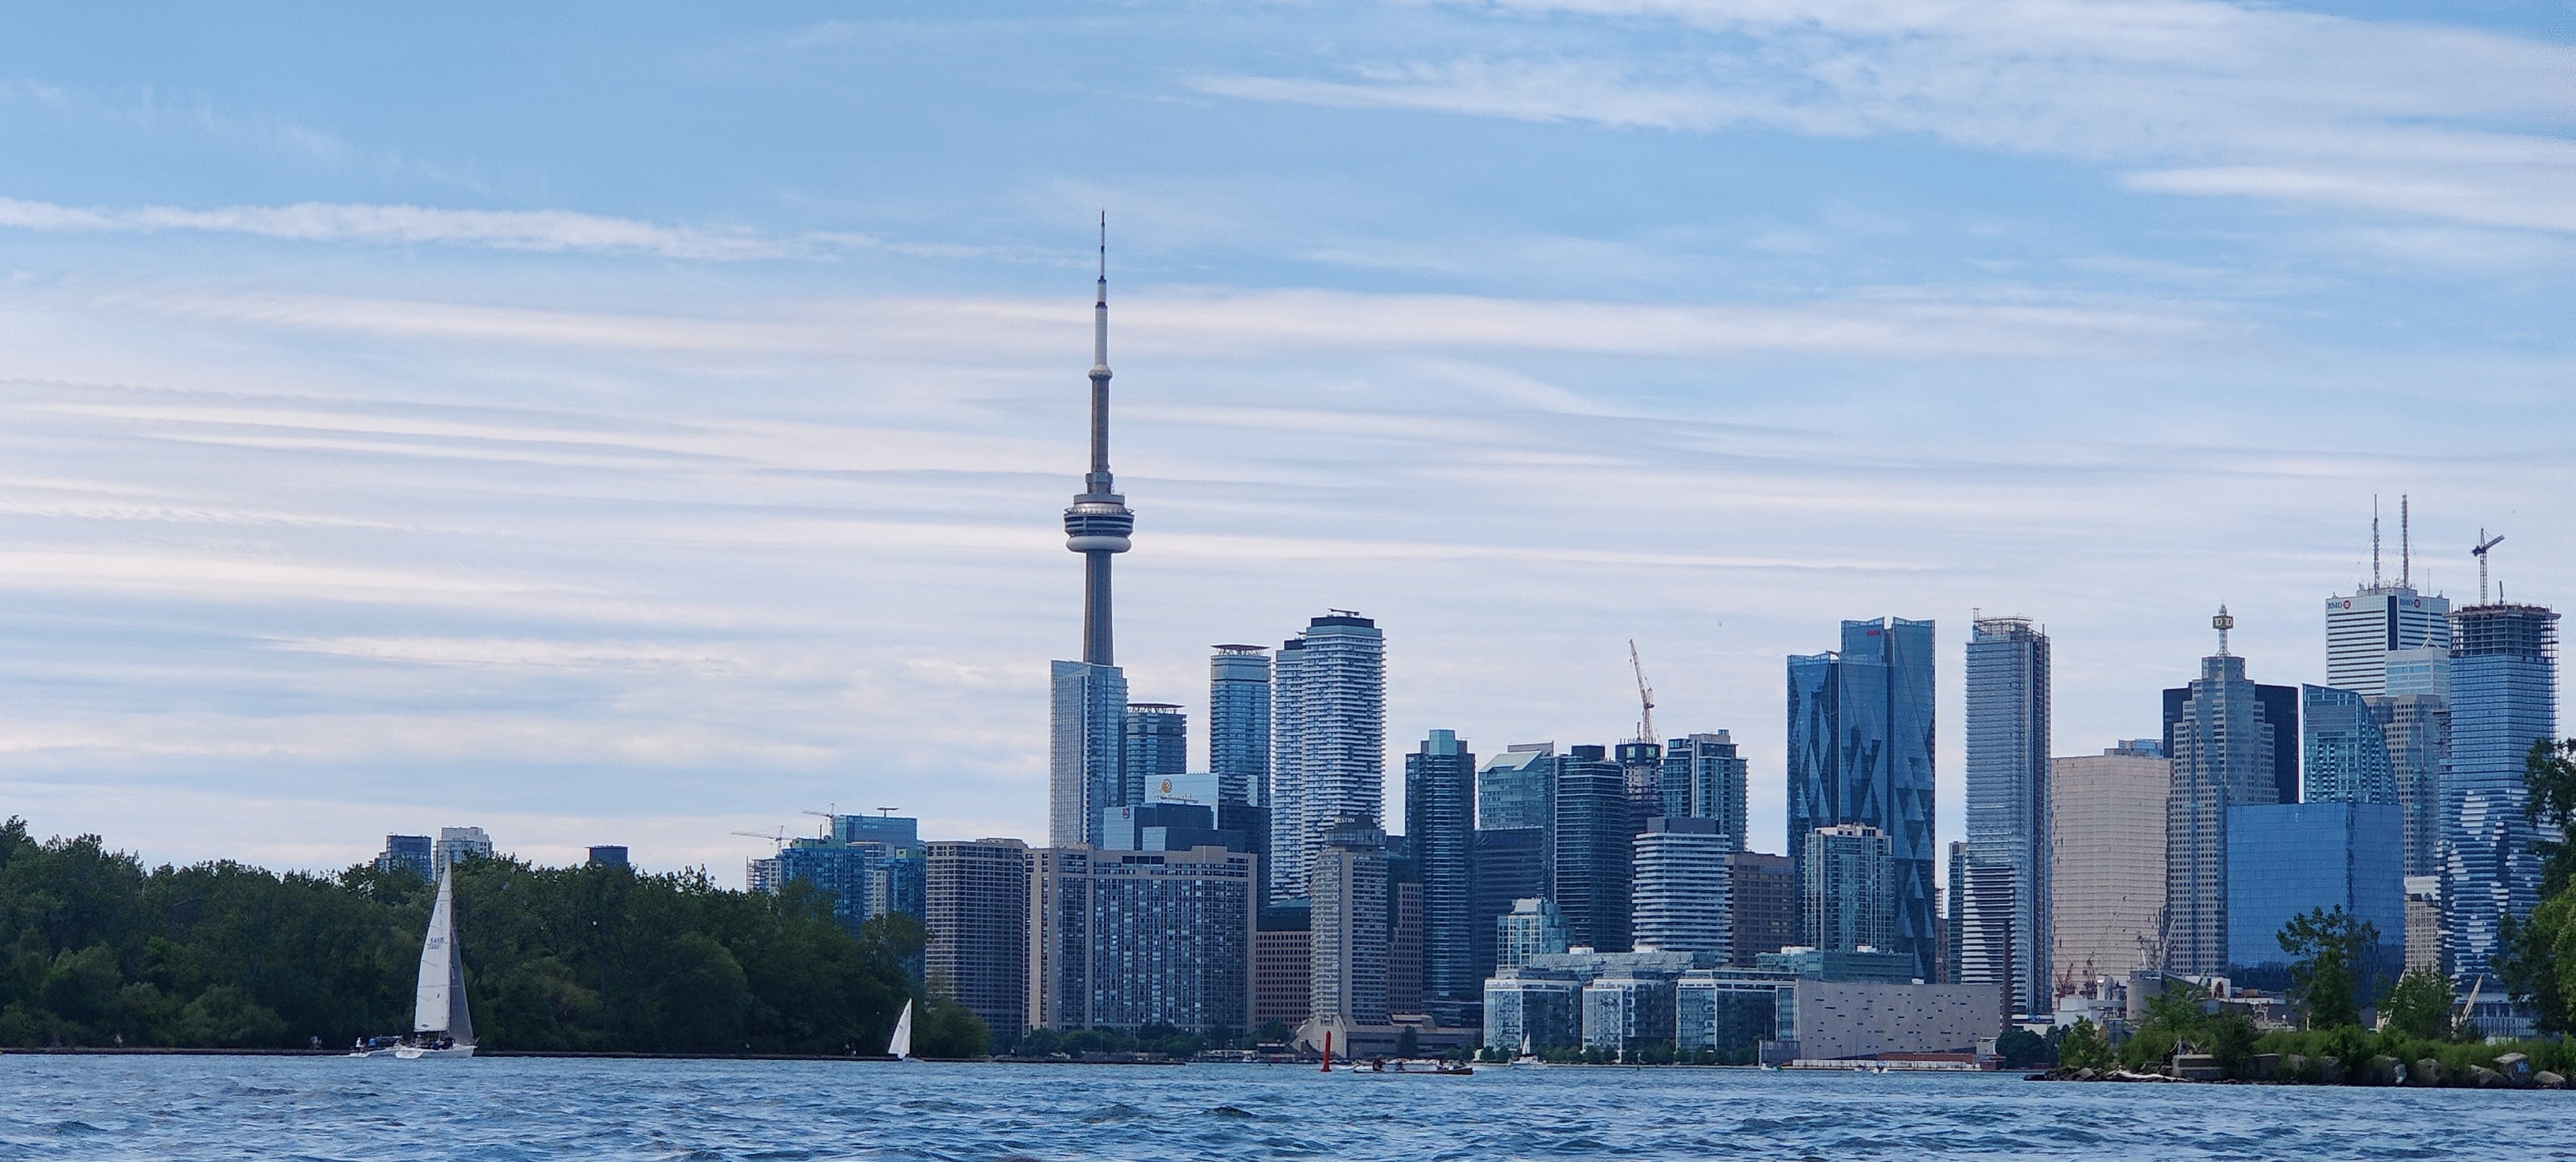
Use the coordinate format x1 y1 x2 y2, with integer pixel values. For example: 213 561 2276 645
887 999 914 1060
350 866 475 1059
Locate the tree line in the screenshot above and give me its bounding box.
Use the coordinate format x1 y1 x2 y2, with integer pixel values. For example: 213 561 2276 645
0 819 984 1055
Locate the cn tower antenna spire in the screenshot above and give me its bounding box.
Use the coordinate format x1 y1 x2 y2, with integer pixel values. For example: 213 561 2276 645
1064 211 1134 666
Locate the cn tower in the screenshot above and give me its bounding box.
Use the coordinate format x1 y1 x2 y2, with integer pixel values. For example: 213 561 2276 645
1061 213 1134 665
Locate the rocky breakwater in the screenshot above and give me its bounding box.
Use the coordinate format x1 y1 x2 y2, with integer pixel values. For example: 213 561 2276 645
2033 1051 2570 1089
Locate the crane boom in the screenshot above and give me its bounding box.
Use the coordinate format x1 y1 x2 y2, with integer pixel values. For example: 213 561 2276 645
2474 530 2505 602
1628 639 1657 745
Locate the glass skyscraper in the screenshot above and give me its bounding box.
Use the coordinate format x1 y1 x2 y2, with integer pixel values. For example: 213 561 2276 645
1269 613 1387 901
1803 823 1896 956
2161 619 2292 976
1477 744 1556 831
1209 645 1271 807
2303 684 2396 804
1551 745 1633 952
1659 731 1749 849
2443 602 2558 983
1121 703 1187 809
1405 729 1478 1023
1788 617 1937 981
1050 660 1128 848
2225 801 2405 975
1964 615 2050 1017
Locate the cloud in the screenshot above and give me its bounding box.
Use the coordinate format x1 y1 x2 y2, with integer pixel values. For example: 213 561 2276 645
0 197 867 260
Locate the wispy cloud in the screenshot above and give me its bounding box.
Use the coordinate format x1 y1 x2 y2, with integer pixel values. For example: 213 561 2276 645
0 196 867 260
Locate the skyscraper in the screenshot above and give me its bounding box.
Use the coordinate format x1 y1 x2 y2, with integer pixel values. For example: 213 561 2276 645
1632 817 1732 956
1551 745 1633 952
1121 703 1188 808
1210 645 1271 807
2444 600 2559 983
1477 744 1555 831
1803 823 1896 956
1964 614 2051 1017
2226 802 2405 976
1029 845 1255 1033
2303 684 2397 804
1050 227 1138 849
433 826 494 875
1470 828 1548 985
923 838 1032 1038
1270 612 1387 899
2325 587 2452 696
2050 742 2169 986
1659 732 1749 849
2162 609 2293 976
1310 815 1391 1025
1404 729 1477 1024
1724 851 1797 966
1788 617 1937 981
374 834 432 880
1616 740 1663 831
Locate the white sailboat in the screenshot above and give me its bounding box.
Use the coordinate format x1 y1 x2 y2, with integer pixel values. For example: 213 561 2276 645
886 999 914 1060
352 866 475 1059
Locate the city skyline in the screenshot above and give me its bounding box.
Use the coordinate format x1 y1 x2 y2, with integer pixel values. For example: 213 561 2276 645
0 5 2567 881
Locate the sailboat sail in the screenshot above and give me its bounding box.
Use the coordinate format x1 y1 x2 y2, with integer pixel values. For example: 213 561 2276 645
413 867 472 1044
887 999 914 1059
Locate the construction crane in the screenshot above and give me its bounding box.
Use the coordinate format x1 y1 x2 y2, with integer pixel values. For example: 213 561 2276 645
1628 639 1657 746
730 828 791 847
2474 530 2504 603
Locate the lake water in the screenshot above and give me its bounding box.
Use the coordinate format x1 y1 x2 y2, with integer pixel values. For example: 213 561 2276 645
2 1055 2569 1160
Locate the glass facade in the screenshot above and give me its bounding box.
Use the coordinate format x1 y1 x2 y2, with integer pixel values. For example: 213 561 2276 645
2303 684 2396 804
1120 703 1187 809
2225 801 2405 973
2443 603 2558 982
1050 660 1128 848
1659 731 1749 849
1801 823 1895 956
2162 652 2291 976
1471 828 1548 982
1209 646 1271 807
1405 730 1479 1018
1268 613 1386 901
1787 617 1937 981
1476 744 1555 831
1964 616 2050 1016
1552 746 1633 952
1631 817 1732 955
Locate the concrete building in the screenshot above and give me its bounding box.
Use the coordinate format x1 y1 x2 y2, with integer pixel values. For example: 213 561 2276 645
1802 824 1895 956
1788 617 1938 982
1029 845 1254 1033
1775 980 2006 1062
1552 745 1634 952
2444 601 2559 983
2403 875 2443 976
374 834 432 880
1309 816 1390 1025
2050 742 2169 988
1726 851 1798 966
1660 731 1750 849
2225 801 2406 973
1210 645 1271 808
1253 901 1312 1033
432 826 493 875
923 838 1032 1037
1121 703 1188 809
1633 817 1733 956
1757 947 1918 984
1270 613 1387 900
1405 729 1477 1023
2325 583 2451 696
1964 615 2052 1016
2162 610 2295 976
1618 740 1664 832
1498 898 1569 967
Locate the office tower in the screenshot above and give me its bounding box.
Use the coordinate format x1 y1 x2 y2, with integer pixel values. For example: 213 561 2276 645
2162 610 2293 976
2304 684 2397 804
1470 828 1548 984
2325 543 2452 695
1253 901 1312 1033
1210 645 1271 806
1121 703 1188 808
1659 732 1749 850
1100 801 1245 853
1551 745 1633 952
1965 614 2051 1016
2050 742 2170 986
2445 600 2559 982
2376 692 2451 877
1497 898 1569 967
1803 824 1896 956
1270 612 1387 900
773 815 927 942
1616 741 1663 830
1477 744 1555 830
2403 875 2442 976
2226 802 2406 975
1387 877 1425 1018
1788 617 1937 980
433 827 494 875
1405 730 1477 1022
1632 817 1732 956
1944 841 1967 986
586 845 629 868
1724 851 1797 967
374 834 432 879
923 838 1032 1037
1309 815 1390 1025
1029 845 1254 1033
1051 232 1138 849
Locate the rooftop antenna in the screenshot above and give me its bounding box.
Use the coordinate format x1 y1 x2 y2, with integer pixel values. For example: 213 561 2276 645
2400 495 2412 589
877 806 899 817
2371 496 2381 589
1628 639 1657 745
2474 530 2503 603
2212 605 2234 656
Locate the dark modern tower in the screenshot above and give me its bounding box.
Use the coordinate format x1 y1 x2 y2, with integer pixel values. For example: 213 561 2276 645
1404 729 1477 1025
1121 703 1187 808
1787 617 1937 981
1211 645 1272 807
1049 221 1138 848
1964 615 2050 1018
2161 608 2291 976
1659 732 1749 850
1551 745 1633 952
2445 600 2558 984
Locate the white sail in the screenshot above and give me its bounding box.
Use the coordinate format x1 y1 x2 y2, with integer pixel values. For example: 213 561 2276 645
887 999 914 1059
413 867 473 1044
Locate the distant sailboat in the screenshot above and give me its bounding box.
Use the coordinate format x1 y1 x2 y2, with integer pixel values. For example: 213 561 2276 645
351 865 475 1059
887 1000 915 1059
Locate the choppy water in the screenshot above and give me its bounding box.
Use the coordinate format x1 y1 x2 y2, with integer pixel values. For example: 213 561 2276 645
1 1055 2570 1160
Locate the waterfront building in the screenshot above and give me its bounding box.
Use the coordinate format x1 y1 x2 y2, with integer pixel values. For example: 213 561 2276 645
2226 801 2406 974
2162 611 2294 976
1121 703 1188 808
1309 815 1390 1025
1582 971 1679 1057
2304 684 2397 804
1210 645 1271 807
1660 732 1749 850
1405 729 1478 1022
1755 946 1917 984
1964 615 2051 1016
2403 875 2442 976
1552 745 1633 952
923 838 1032 1037
1472 828 1548 980
1270 613 1387 900
1944 841 1966 985
773 815 927 940
1774 980 2005 1063
1477 744 1555 831
1028 845 1254 1033
1497 898 1569 967
2444 601 2559 983
1788 617 1938 981
432 827 493 875
1802 824 1896 957
585 845 628 868
1676 971 1791 1060
2050 742 2170 986
374 834 432 880
1050 243 1140 850
1253 900 1312 1033
1482 970 1582 1053
1725 851 1798 966
1632 817 1733 956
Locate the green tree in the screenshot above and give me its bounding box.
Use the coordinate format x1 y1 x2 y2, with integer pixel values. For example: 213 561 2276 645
2382 966 2456 1040
912 988 990 1059
2498 739 2576 1033
2057 1018 2112 1070
1395 1025 1420 1059
2278 905 2377 1029
1995 1026 2054 1068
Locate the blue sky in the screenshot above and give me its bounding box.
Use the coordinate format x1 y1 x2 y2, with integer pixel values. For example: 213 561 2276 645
0 2 2567 879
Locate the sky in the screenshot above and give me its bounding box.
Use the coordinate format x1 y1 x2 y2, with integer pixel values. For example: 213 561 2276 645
0 1 2568 884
